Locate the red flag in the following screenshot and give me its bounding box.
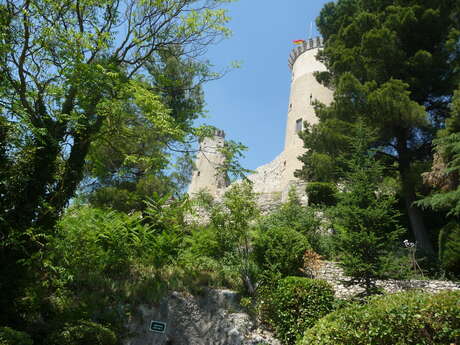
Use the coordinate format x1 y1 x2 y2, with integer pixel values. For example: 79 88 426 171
293 40 305 45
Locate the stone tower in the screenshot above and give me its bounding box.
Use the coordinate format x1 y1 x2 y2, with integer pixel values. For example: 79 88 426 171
188 129 229 196
246 37 333 201
282 37 333 185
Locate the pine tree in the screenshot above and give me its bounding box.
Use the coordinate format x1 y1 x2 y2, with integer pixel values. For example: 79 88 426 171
297 0 460 254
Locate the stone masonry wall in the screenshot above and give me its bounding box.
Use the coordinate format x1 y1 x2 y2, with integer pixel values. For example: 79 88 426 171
315 261 460 299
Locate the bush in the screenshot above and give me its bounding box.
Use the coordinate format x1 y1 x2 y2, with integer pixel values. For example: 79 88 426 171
260 277 335 345
253 226 311 277
259 188 319 238
0 327 33 345
306 182 337 206
48 205 185 336
181 225 221 260
46 321 117 345
299 290 460 345
439 222 460 276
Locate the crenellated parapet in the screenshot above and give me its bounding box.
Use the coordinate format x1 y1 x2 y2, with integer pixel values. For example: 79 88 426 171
288 36 324 70
213 129 225 139
199 128 225 143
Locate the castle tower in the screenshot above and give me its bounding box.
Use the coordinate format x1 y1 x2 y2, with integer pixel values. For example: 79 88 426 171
282 37 333 184
187 36 333 205
188 129 230 196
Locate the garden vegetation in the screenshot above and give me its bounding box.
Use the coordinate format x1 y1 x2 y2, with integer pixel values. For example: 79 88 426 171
1 0 460 344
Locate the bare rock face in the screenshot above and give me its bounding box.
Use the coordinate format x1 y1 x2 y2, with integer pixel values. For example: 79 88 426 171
124 289 280 345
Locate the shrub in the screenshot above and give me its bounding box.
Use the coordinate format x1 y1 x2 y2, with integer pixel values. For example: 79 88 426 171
306 182 337 206
0 327 33 345
46 321 117 345
439 222 460 276
260 277 335 345
207 181 260 294
253 226 311 277
299 290 460 345
259 188 320 239
181 225 221 259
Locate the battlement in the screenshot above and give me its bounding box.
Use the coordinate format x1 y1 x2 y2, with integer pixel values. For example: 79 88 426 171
214 129 225 138
199 129 226 143
288 36 324 70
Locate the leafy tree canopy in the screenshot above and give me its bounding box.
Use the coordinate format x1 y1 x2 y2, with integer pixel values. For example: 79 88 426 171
0 0 233 232
0 0 234 327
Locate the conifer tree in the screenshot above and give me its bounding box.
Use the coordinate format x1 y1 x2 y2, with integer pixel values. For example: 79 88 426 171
331 124 404 295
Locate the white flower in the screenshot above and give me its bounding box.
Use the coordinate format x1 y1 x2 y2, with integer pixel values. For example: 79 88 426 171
403 240 415 248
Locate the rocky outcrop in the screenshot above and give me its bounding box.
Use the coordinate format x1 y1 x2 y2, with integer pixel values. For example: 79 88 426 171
124 289 280 345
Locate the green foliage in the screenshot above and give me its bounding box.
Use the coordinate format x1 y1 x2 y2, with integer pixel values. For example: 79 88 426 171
87 177 173 213
438 222 460 276
207 181 260 294
46 321 116 345
331 125 405 295
261 277 335 345
46 207 158 330
306 182 338 206
210 181 259 251
299 290 460 345
85 49 214 211
182 225 221 260
218 140 253 181
258 188 320 247
299 0 460 254
55 207 155 277
176 225 238 290
0 0 235 328
253 226 310 277
418 87 460 218
0 327 33 345
38 200 191 339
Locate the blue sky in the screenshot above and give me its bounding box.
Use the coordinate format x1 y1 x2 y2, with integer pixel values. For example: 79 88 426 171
200 0 331 171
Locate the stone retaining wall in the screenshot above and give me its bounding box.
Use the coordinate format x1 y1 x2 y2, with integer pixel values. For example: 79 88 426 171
315 261 460 298
124 289 280 345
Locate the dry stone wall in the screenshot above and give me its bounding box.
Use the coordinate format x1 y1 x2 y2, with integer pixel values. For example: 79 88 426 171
315 261 460 299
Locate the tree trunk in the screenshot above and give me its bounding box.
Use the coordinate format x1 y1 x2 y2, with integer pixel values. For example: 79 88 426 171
397 136 434 255
38 105 103 229
4 134 60 232
403 188 434 255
